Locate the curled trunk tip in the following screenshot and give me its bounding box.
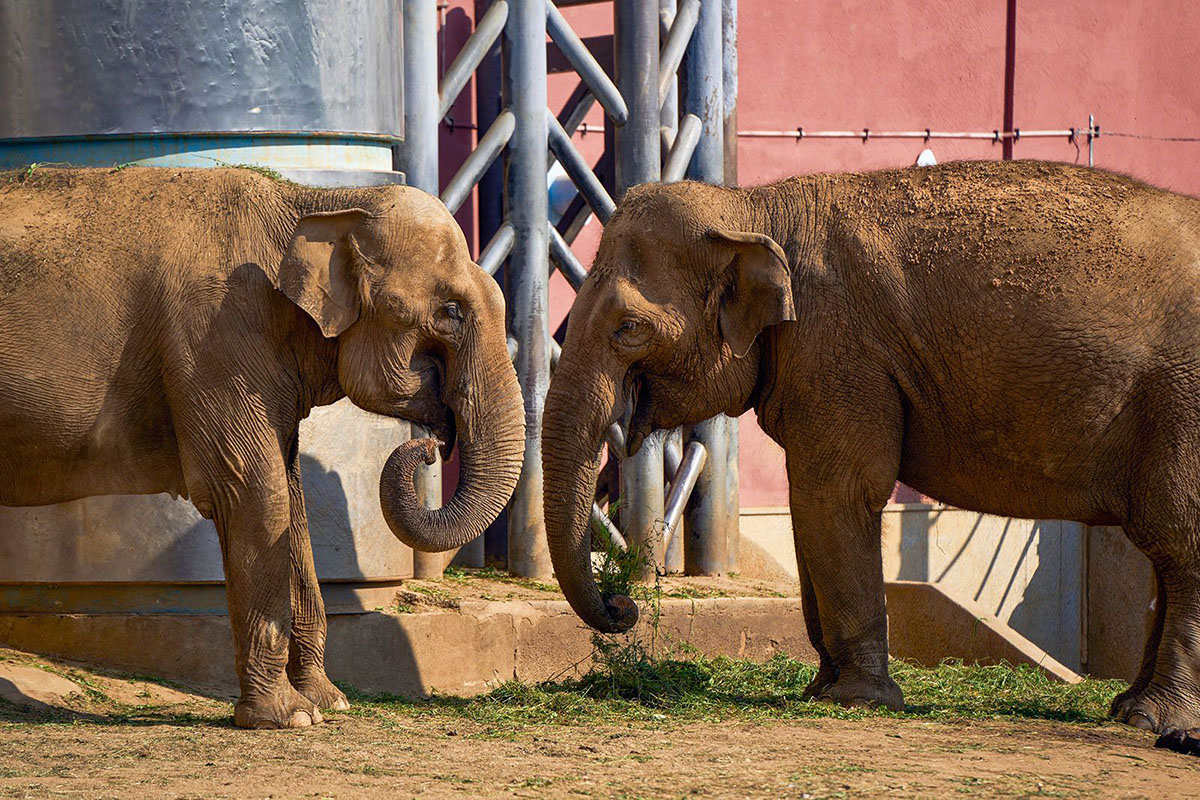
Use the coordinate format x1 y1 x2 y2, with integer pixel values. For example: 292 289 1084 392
601 594 639 632
378 438 443 550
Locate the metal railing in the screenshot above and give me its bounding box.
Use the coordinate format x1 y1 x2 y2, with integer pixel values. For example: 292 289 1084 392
400 0 738 580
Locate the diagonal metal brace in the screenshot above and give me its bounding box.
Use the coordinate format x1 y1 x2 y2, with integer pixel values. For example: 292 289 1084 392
479 219 516 275
438 0 510 120
441 109 516 214
658 0 701 109
662 441 707 548
662 113 702 182
546 1 629 125
548 223 589 290
548 114 616 223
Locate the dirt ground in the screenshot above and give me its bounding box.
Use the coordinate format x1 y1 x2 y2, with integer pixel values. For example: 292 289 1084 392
0 649 1197 799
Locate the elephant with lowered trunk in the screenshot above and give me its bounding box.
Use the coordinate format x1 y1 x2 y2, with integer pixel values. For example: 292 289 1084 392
0 167 524 729
543 160 1200 751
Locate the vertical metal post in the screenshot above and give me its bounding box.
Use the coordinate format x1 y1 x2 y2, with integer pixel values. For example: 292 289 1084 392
681 0 728 576
720 0 740 571
1001 0 1017 160
660 0 683 575
404 0 446 579
504 0 553 579
475 0 508 569
614 0 665 574
1088 113 1095 168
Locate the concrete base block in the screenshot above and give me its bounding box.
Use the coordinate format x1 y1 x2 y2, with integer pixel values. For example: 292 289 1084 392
885 581 1080 683
0 583 1079 697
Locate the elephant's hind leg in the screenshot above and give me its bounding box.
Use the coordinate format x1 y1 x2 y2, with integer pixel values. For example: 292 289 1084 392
1112 508 1200 750
1109 571 1165 718
284 446 350 712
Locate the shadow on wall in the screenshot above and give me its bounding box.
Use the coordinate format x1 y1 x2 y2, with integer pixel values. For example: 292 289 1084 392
300 453 358 579
893 509 1083 670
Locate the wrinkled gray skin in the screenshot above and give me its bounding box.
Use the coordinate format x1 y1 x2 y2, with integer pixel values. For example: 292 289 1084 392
543 160 1200 749
0 168 524 728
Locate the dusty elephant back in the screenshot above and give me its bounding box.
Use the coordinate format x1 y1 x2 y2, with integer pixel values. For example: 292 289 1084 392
0 167 296 504
805 161 1200 521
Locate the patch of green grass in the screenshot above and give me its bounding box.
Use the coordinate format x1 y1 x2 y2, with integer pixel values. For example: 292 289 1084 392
663 586 728 600
440 565 559 594
356 654 1124 733
203 160 286 181
400 584 458 609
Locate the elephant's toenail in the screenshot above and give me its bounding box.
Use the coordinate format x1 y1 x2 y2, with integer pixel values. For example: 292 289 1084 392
1126 711 1157 731
287 711 314 728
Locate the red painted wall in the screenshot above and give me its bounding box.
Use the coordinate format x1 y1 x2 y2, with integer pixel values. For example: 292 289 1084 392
436 0 1200 509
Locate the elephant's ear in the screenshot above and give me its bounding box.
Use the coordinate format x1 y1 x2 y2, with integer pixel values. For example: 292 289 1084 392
706 227 795 357
274 209 371 338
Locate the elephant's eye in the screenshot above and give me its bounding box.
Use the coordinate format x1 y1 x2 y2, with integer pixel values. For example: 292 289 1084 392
441 301 464 323
612 318 648 347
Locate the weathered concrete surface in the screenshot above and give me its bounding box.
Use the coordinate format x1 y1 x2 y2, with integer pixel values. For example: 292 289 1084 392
1085 526 1155 681
885 581 1080 683
742 504 1088 671
0 583 1080 697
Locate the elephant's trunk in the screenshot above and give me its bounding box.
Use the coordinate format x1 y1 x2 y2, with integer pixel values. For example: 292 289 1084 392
379 322 525 553
542 352 638 633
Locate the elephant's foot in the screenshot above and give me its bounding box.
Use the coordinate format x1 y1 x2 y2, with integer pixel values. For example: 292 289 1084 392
1110 682 1200 738
1156 728 1200 756
818 673 904 712
290 669 351 712
801 663 838 700
234 684 323 730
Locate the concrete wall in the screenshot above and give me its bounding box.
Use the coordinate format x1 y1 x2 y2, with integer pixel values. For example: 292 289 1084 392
740 505 1157 679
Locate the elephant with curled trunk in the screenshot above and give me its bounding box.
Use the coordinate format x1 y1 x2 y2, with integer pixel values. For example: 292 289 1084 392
0 167 524 729
543 160 1200 751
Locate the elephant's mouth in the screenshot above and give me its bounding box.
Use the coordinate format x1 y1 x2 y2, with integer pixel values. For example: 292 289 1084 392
428 407 457 461
619 373 654 457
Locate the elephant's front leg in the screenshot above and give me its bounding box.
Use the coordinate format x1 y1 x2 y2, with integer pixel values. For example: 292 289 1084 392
284 450 350 711
211 485 323 729
791 525 838 699
790 487 902 711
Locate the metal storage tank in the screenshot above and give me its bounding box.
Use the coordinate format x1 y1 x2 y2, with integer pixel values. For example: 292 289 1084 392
0 0 415 617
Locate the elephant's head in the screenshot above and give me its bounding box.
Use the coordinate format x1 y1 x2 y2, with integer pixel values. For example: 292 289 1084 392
271 186 524 553
543 181 794 632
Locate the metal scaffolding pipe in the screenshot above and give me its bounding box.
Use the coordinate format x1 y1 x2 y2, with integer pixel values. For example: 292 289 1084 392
662 112 702 182
662 441 708 548
548 114 616 222
548 223 589 289
614 0 665 575
546 1 629 124
441 109 515 214
504 0 554 579
657 0 700 108
403 0 446 580
475 0 511 570
660 0 680 165
478 219 516 275
681 0 729 577
721 0 740 568
438 0 510 120
591 502 629 551
662 427 684 572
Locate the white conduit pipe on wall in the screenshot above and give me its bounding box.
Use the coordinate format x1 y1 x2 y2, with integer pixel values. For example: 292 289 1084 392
571 123 1099 143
